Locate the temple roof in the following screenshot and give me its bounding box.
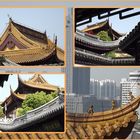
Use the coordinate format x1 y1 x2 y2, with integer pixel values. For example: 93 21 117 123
13 93 26 100
0 19 64 65
82 20 109 32
1 88 24 106
82 20 124 37
20 74 60 91
28 74 48 83
2 74 61 107
12 20 48 44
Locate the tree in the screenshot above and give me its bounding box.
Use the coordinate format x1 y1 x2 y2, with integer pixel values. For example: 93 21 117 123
16 107 33 117
97 31 112 41
16 108 25 117
50 92 58 99
16 91 58 117
22 91 47 109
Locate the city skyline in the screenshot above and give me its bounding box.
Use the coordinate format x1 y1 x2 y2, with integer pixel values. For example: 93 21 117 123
90 79 118 99
91 68 140 86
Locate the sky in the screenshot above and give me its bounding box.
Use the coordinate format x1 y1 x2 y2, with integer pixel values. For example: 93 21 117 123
91 68 140 86
78 8 140 33
0 74 64 102
0 8 64 49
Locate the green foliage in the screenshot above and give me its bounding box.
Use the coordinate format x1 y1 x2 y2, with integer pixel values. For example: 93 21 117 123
0 105 4 117
22 91 46 109
16 107 33 117
45 94 54 103
50 92 58 99
97 31 112 41
105 51 116 58
16 108 25 117
16 91 58 117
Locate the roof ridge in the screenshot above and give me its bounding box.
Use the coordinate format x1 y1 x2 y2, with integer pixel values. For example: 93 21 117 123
87 19 108 28
12 20 46 36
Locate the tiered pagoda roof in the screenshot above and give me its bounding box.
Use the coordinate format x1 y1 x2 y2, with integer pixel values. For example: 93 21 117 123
1 74 61 115
0 19 64 66
82 20 124 40
16 74 59 92
75 20 140 65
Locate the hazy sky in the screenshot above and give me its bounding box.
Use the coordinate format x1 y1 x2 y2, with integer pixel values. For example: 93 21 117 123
91 68 140 86
0 8 64 49
78 8 140 33
0 74 64 102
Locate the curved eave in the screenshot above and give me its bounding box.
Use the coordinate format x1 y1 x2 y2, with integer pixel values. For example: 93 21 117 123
12 92 26 100
75 31 121 50
82 20 108 32
24 81 58 92
0 46 56 64
17 76 59 92
0 23 64 64
47 38 64 62
56 47 64 62
1 90 24 107
65 111 137 139
67 95 140 123
0 21 64 64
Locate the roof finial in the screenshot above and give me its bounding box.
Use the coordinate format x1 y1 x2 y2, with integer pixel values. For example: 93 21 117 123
55 36 57 47
8 14 12 22
44 30 46 35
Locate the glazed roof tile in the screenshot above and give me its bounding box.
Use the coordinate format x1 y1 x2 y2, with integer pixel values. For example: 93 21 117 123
0 19 64 64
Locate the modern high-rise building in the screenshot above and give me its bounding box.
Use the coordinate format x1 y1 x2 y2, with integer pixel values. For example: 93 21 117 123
90 79 117 100
121 71 140 105
100 79 116 99
73 68 90 95
66 93 83 113
90 79 100 96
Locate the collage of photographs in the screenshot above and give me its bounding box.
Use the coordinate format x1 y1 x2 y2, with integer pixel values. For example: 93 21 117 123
0 1 140 140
